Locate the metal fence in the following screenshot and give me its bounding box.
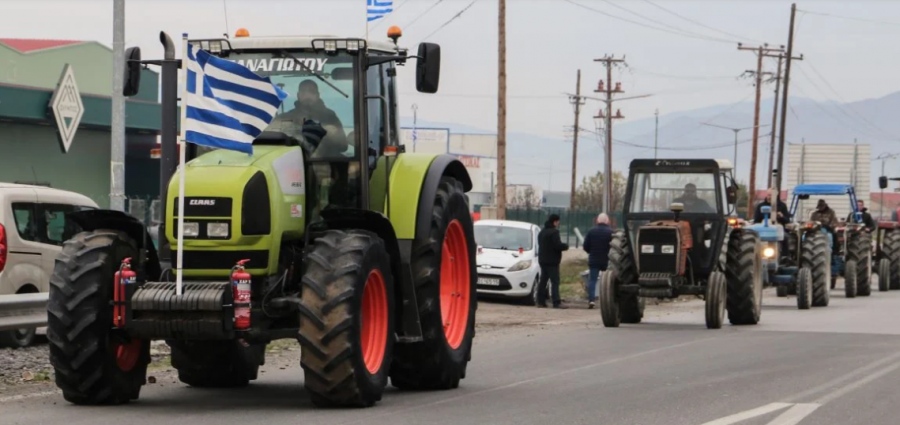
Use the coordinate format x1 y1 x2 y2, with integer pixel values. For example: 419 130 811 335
500 207 624 248
0 293 48 332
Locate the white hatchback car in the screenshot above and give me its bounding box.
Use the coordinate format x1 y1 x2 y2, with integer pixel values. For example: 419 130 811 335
474 219 542 304
0 183 98 347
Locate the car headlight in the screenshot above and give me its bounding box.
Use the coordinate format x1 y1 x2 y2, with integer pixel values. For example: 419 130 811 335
182 222 199 237
763 245 776 258
508 260 532 272
207 222 229 238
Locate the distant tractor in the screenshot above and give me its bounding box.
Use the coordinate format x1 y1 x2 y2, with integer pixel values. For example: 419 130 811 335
46 29 478 408
599 159 763 329
748 204 830 309
874 175 900 292
787 184 872 298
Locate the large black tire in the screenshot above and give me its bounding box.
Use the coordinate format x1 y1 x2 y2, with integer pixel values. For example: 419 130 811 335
884 230 900 290
796 267 812 310
298 229 396 407
844 260 858 298
390 176 477 391
705 271 726 329
802 231 831 307
847 231 872 296
725 230 762 325
47 230 150 405
878 258 891 292
607 232 643 323
169 340 263 388
599 269 620 328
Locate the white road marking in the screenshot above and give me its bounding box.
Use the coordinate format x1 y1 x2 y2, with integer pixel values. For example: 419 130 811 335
699 402 792 425
814 359 900 405
765 403 821 425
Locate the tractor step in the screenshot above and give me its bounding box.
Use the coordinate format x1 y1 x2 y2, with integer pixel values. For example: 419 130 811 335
125 281 235 341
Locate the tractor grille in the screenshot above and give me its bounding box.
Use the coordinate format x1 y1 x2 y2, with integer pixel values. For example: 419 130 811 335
637 227 679 274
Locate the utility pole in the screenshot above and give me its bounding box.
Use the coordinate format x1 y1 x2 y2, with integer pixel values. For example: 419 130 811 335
738 42 784 218
654 108 659 159
110 0 126 211
776 3 803 196
766 53 784 189
496 0 507 219
595 55 626 214
569 69 584 210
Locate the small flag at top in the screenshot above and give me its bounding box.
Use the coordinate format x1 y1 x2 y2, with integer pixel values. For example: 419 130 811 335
367 0 394 22
183 43 288 155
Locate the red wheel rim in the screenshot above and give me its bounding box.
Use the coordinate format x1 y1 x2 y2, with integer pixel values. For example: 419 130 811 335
360 269 389 374
440 219 471 350
114 338 142 372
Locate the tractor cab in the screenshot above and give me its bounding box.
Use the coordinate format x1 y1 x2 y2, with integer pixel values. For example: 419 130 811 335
789 183 863 253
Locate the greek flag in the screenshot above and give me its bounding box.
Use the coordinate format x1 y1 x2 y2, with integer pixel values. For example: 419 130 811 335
367 0 393 22
183 43 288 154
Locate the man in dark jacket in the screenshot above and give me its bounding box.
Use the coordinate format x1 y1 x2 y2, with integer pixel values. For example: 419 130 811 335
537 213 570 308
753 191 791 225
848 200 876 232
583 213 613 309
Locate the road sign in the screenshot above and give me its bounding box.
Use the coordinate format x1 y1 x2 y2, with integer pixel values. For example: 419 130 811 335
49 64 84 153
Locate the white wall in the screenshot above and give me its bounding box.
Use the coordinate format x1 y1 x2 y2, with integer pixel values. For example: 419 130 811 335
399 127 449 154
786 143 871 221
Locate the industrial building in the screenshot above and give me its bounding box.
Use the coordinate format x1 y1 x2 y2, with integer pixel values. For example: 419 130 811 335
0 38 162 210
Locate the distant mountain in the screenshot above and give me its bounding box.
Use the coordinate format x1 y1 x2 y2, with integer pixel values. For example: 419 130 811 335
399 91 900 193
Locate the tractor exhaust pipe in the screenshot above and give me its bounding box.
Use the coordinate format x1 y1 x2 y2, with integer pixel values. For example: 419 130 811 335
157 31 178 266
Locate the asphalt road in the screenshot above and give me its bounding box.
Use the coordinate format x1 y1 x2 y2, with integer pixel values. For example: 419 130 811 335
3 282 900 425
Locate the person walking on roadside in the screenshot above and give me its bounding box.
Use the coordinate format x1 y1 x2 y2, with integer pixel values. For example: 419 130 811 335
583 213 613 309
537 213 570 309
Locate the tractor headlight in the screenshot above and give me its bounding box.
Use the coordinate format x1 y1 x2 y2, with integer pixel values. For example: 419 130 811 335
661 245 675 254
182 222 200 237
207 222 229 238
508 260 532 272
763 245 776 258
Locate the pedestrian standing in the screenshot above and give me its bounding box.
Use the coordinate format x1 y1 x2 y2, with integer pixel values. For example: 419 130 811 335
583 213 613 309
537 213 570 309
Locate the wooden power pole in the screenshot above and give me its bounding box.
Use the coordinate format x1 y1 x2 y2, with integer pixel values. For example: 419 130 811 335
776 3 802 195
738 43 784 218
594 55 626 214
569 69 583 210
496 0 507 219
766 53 784 190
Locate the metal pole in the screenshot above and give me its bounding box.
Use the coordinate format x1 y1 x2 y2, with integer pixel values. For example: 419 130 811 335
110 0 126 211
570 69 581 210
157 32 179 266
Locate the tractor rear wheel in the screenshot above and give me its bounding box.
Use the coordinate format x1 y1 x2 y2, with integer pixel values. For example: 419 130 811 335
599 269 620 327
705 271 726 329
725 230 762 325
298 229 395 407
169 340 263 388
607 232 642 323
796 267 812 310
803 231 831 307
390 176 477 391
844 260 858 298
847 231 872 296
884 230 900 290
47 230 150 405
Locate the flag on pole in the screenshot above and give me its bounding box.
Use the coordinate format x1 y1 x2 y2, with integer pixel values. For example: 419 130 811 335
367 0 394 22
183 43 288 155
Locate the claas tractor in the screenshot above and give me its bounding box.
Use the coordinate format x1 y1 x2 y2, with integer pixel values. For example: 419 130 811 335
46 28 478 408
788 184 872 298
599 159 763 329
748 202 830 310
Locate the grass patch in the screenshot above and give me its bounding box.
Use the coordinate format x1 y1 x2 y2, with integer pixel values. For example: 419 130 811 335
560 257 588 301
148 355 171 371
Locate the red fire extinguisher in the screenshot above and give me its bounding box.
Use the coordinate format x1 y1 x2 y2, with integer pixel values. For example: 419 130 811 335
113 257 135 328
231 259 252 330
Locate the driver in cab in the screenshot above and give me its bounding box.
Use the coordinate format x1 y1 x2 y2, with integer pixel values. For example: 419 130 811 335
674 183 714 213
270 79 349 157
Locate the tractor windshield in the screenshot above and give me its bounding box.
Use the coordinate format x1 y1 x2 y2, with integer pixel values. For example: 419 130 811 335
201 51 358 159
629 172 719 214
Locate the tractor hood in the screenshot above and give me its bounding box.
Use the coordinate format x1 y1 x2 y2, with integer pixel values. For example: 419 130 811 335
749 222 784 242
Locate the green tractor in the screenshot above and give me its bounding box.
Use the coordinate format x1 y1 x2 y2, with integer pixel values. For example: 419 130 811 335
46 29 478 408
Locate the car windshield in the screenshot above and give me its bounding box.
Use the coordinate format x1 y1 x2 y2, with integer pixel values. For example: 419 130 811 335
629 172 718 213
475 225 533 250
197 51 357 159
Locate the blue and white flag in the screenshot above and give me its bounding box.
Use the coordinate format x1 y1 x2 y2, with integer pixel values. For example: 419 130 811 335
183 44 288 154
367 0 393 22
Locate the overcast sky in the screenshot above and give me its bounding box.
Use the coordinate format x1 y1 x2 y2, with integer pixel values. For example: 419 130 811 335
3 0 899 143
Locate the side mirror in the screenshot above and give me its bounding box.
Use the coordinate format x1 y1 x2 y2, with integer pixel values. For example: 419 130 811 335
415 42 440 94
879 175 888 189
726 184 738 204
123 46 142 96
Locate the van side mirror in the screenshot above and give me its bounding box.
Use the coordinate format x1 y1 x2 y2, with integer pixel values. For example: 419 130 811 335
123 46 142 96
415 42 440 94
879 175 888 189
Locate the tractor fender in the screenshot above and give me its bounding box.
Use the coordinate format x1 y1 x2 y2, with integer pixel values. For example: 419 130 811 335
67 209 162 282
318 208 421 340
414 154 473 241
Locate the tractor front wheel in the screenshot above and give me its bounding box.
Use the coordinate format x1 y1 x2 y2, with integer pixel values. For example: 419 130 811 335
47 230 149 405
705 271 726 329
878 258 891 292
796 267 812 310
803 231 831 307
847 231 872 296
298 229 395 407
844 260 858 298
390 176 477 391
885 230 900 290
599 269 620 328
169 340 263 388
725 230 763 325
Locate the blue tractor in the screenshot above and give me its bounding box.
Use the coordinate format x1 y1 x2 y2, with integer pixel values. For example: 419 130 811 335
788 184 873 298
748 204 829 309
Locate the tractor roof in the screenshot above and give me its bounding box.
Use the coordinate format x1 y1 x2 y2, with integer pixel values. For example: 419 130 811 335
629 158 731 171
791 183 855 196
223 35 398 54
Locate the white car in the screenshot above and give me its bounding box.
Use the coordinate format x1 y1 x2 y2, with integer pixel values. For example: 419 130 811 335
474 219 542 304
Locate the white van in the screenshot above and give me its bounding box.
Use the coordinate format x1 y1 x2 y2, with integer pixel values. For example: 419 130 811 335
0 183 98 347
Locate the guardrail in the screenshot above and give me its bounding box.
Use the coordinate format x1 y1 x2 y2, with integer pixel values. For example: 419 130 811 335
0 293 48 331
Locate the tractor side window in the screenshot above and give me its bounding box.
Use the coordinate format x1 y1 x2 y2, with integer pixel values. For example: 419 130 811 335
366 62 385 167
383 63 398 147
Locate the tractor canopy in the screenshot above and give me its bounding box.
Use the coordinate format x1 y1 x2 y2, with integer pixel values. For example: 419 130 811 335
789 183 861 222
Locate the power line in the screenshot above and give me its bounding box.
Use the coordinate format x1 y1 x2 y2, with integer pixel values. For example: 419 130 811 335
626 66 741 81
422 0 479 41
799 8 900 28
403 0 444 30
641 0 770 44
370 0 410 30
562 0 735 45
597 0 737 42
